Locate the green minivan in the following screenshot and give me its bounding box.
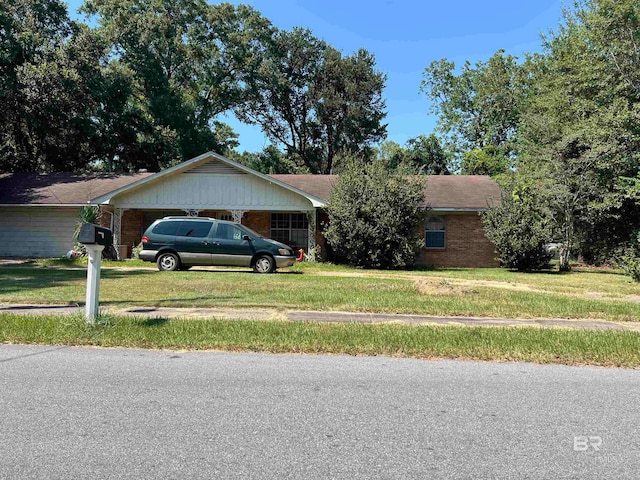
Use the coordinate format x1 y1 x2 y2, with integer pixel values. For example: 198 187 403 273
139 217 296 273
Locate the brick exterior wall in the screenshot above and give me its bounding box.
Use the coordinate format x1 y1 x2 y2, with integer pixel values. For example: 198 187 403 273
113 208 495 267
243 211 271 237
418 213 498 268
98 207 112 229
120 210 144 258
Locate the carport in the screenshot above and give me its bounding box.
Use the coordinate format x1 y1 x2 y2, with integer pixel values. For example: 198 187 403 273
91 152 326 259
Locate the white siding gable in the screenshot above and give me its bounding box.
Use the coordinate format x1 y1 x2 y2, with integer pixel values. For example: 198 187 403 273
114 159 313 210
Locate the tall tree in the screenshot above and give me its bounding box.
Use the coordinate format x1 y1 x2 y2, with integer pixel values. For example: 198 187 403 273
374 135 450 174
238 28 387 174
312 47 387 173
404 134 450 174
519 0 640 267
82 0 272 170
421 50 529 165
227 145 300 175
0 0 109 172
236 28 326 172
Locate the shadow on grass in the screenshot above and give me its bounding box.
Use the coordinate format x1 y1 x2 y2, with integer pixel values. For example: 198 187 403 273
139 317 170 327
0 267 153 295
100 295 244 307
573 267 627 276
0 304 78 311
187 268 303 275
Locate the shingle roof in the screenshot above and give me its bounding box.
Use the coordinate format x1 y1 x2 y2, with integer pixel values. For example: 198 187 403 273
272 174 500 210
0 170 500 211
422 175 501 210
0 173 153 205
270 175 338 203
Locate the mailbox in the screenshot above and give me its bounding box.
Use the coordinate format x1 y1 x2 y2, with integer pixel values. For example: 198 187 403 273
78 223 112 247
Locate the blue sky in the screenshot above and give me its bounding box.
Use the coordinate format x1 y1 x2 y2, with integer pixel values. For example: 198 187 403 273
66 0 565 153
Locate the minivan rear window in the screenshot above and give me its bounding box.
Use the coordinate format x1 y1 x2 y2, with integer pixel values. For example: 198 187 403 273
152 220 181 236
176 221 213 238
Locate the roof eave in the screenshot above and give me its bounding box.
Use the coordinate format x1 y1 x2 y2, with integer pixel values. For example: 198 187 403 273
0 203 96 207
428 207 491 212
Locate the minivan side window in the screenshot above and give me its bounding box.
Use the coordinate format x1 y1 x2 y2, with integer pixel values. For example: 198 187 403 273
216 223 244 241
152 220 181 236
176 221 213 238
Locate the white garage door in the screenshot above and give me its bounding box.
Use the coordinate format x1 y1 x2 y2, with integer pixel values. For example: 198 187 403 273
0 207 81 257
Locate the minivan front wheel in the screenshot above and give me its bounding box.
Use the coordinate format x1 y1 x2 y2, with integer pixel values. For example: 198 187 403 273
253 255 275 274
157 252 180 271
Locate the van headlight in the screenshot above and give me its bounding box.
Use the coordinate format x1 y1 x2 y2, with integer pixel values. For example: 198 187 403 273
278 248 292 256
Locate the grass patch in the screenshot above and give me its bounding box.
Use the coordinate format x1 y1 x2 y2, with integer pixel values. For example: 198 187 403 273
2 263 639 321
18 257 151 269
2 313 640 368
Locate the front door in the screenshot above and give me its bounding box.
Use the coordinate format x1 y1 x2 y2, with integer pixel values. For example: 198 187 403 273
210 223 255 266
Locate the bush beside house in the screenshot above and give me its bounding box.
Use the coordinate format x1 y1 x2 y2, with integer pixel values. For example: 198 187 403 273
482 189 553 271
324 159 425 269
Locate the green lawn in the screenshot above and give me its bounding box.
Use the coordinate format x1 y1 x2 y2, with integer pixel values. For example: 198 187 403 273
2 313 639 368
1 261 639 321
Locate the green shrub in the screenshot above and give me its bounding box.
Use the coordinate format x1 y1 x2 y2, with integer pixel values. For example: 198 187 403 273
613 232 640 282
73 206 102 257
324 158 425 269
482 189 553 271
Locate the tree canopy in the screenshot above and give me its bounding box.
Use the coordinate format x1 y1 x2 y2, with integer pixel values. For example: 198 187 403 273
374 134 451 174
516 0 640 267
421 50 529 168
418 0 640 272
2 0 640 274
236 28 387 174
0 0 387 174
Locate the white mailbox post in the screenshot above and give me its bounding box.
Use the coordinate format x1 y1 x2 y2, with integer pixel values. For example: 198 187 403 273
85 244 105 323
78 223 112 324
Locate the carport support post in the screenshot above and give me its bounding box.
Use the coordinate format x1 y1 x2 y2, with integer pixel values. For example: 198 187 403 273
85 244 105 324
306 210 316 261
113 208 124 260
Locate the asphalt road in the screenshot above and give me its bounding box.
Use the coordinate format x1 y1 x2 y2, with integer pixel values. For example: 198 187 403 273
1 346 639 479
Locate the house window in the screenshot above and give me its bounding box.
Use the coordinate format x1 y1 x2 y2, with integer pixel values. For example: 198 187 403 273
425 215 446 249
219 213 233 222
270 213 308 249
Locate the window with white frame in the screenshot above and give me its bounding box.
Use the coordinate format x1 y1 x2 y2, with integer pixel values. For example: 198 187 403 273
270 213 308 249
425 215 446 249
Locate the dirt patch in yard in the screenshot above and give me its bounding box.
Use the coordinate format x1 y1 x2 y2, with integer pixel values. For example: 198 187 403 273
447 279 544 292
414 278 547 296
414 279 475 295
313 270 555 295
